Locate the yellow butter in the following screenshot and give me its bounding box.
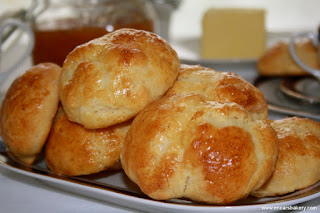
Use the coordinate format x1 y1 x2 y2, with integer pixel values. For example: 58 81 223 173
201 8 266 59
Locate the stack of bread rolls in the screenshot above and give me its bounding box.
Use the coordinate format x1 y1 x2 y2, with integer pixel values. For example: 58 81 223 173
0 29 319 205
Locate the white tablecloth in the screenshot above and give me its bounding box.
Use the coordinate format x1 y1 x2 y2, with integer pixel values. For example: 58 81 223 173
0 166 140 213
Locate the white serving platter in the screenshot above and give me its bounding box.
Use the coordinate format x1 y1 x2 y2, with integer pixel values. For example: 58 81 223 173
0 141 320 213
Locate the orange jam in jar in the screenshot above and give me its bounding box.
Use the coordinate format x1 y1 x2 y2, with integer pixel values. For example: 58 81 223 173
31 0 157 66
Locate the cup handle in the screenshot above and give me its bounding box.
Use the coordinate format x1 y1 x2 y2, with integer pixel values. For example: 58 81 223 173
0 19 35 82
289 32 320 81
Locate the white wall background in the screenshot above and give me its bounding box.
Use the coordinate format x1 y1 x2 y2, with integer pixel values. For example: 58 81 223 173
1 0 320 39
170 0 320 39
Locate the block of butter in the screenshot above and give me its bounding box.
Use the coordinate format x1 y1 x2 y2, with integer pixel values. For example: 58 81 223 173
201 8 266 60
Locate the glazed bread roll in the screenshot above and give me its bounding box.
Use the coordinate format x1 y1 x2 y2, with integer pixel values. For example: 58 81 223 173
167 64 268 120
0 63 61 165
257 39 319 76
121 94 278 204
251 117 320 197
59 28 180 129
46 110 131 176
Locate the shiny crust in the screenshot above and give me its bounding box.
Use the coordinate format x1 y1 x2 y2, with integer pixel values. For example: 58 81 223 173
46 110 131 176
257 39 320 76
121 94 278 204
0 63 61 165
59 28 180 129
166 64 268 120
251 117 320 197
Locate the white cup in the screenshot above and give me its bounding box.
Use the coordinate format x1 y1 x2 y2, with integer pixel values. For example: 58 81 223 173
0 19 34 84
289 30 320 81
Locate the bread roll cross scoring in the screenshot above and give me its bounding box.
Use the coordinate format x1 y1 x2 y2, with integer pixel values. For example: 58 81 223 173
121 94 278 204
166 64 268 120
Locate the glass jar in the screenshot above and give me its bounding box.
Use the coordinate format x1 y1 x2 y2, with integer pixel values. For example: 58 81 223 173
31 0 157 66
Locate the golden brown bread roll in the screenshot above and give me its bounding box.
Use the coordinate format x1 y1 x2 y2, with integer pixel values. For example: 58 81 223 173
0 63 61 165
121 94 278 204
251 117 320 197
257 39 320 76
59 28 180 129
46 109 131 176
166 64 268 120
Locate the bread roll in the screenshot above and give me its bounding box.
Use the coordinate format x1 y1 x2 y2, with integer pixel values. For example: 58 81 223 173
46 110 131 176
121 94 278 204
0 63 61 165
59 28 180 129
251 117 320 197
257 39 319 76
166 64 268 120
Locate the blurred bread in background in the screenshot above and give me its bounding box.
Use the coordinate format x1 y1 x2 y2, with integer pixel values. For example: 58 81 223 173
257 39 320 76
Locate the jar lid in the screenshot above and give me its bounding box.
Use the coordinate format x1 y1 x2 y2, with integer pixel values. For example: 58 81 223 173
147 0 181 9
